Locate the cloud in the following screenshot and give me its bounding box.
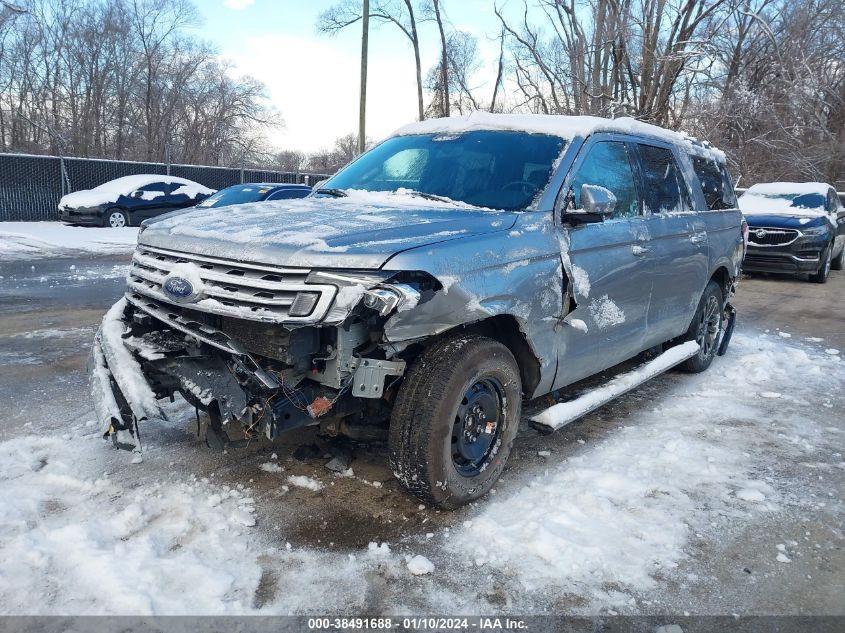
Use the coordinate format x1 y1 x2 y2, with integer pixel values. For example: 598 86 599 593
226 33 420 152
224 0 254 10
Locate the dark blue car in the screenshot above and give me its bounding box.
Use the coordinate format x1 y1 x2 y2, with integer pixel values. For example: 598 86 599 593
739 182 845 283
194 183 311 209
59 175 215 227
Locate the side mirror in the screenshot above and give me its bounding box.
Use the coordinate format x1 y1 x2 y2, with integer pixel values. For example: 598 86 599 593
581 184 616 216
561 184 617 224
131 190 143 199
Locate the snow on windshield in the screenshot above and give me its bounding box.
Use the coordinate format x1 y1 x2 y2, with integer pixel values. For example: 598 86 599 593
323 129 566 211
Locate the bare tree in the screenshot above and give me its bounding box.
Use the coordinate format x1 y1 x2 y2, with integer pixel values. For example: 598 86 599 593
425 29 481 116
318 0 425 121
0 0 279 167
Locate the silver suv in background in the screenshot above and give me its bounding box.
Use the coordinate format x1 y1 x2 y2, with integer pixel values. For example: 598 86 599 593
90 113 744 508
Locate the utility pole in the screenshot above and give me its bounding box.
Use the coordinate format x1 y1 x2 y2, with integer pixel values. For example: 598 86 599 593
358 0 369 155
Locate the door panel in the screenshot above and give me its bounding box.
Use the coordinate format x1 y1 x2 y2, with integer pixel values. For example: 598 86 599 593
634 143 708 345
132 182 172 221
553 138 652 389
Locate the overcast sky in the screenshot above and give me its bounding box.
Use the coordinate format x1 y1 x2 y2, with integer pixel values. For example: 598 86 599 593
195 0 506 153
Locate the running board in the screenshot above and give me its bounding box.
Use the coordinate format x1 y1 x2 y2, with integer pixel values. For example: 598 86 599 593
529 341 700 434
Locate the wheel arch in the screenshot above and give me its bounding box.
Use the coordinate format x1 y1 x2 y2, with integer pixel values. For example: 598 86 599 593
708 264 733 299
423 315 542 396
103 206 130 226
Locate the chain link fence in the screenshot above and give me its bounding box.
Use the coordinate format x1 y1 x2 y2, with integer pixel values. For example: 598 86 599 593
0 153 331 222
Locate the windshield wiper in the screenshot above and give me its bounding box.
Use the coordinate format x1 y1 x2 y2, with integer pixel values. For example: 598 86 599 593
404 190 454 204
314 188 347 198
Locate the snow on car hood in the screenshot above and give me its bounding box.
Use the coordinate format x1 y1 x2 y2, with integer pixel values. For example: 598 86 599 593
58 189 123 209
138 189 518 269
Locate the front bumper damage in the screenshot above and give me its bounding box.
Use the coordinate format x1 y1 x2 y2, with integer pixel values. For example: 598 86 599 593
89 298 164 452
88 294 407 453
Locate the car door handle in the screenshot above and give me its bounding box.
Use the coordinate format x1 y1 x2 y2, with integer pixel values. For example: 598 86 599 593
690 233 707 244
632 244 650 256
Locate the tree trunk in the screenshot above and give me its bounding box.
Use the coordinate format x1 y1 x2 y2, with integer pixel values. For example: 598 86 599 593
403 0 423 120
432 0 449 117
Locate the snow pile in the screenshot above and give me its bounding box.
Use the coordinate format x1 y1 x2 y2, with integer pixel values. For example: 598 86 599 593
453 332 842 600
0 222 138 260
406 555 435 576
287 475 324 492
0 436 262 614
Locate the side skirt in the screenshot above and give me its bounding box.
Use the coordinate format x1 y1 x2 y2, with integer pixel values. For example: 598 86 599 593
529 340 700 434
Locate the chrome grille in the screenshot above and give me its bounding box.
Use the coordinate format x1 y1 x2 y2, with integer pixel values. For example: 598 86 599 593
747 227 800 247
127 245 336 323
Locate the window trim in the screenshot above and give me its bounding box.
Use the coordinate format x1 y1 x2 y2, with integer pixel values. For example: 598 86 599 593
555 133 645 223
629 140 696 215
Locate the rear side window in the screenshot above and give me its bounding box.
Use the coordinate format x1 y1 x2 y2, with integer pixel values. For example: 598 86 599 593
266 188 310 201
637 144 692 214
691 155 736 210
570 141 640 219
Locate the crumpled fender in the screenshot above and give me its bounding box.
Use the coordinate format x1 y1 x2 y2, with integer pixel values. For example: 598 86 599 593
381 212 564 396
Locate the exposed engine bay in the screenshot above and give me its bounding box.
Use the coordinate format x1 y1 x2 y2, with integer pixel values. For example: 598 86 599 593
89 246 443 451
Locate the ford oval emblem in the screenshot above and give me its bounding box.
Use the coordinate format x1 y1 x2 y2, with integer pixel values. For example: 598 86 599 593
163 275 196 302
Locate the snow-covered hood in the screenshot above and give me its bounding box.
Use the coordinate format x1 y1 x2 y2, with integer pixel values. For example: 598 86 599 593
138 191 518 269
59 189 122 209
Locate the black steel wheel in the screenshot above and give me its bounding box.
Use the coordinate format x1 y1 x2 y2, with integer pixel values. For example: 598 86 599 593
389 335 522 509
451 377 506 477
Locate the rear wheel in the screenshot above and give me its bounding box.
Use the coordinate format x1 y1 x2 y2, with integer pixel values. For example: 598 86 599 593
388 335 522 509
809 245 832 283
830 243 843 271
678 280 723 373
103 208 129 228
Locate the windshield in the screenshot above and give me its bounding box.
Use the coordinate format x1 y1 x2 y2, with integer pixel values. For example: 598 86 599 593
322 130 566 211
754 192 825 209
196 185 272 208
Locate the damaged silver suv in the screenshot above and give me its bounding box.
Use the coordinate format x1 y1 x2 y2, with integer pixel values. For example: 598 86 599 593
90 113 744 508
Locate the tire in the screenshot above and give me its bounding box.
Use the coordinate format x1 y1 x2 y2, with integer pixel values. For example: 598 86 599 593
678 280 723 373
808 244 832 283
388 335 522 509
830 243 844 271
103 208 129 228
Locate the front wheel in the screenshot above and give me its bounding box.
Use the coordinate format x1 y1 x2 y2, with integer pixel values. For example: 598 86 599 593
809 245 832 283
388 335 522 509
678 280 723 373
103 208 129 228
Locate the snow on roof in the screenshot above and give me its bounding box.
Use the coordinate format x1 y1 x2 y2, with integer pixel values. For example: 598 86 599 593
392 111 724 161
744 181 832 196
93 174 211 194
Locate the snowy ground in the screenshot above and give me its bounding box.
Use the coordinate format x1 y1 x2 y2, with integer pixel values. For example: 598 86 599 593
0 222 137 261
0 255 842 616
